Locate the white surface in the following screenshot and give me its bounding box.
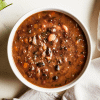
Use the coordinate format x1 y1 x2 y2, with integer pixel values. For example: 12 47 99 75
0 0 100 99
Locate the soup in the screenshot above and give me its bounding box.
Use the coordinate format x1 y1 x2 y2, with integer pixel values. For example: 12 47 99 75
12 11 87 88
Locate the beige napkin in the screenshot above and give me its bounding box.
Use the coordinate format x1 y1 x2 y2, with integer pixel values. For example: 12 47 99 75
13 58 100 100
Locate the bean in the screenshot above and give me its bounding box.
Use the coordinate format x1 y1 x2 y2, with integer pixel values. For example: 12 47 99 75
42 73 47 77
47 28 51 33
46 56 52 60
27 24 33 28
42 24 46 28
28 45 32 50
46 47 51 56
64 57 67 62
51 28 56 32
39 47 43 52
42 51 46 58
33 51 37 54
57 59 62 64
29 37 32 43
36 62 45 67
55 65 60 71
64 47 67 50
31 65 35 70
38 35 41 39
43 43 47 50
56 25 61 31
54 38 58 43
42 68 48 73
48 34 56 41
62 25 68 32
69 61 71 65
53 76 58 80
32 35 37 45
28 30 31 34
33 54 38 60
23 49 27 54
36 67 40 77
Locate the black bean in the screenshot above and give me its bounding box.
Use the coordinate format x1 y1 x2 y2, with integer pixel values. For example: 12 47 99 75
46 47 51 56
55 65 60 71
81 52 85 54
44 38 48 43
47 28 51 33
60 47 64 50
31 66 35 70
69 61 71 65
64 47 67 50
58 59 62 64
36 62 45 67
53 76 58 80
42 73 47 77
33 51 37 54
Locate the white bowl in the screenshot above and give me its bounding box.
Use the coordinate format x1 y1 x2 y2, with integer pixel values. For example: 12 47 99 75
7 7 92 92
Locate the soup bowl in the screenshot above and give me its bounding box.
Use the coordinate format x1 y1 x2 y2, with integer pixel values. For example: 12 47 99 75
7 7 92 92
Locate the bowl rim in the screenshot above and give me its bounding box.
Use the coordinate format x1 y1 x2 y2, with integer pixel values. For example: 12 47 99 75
7 7 92 92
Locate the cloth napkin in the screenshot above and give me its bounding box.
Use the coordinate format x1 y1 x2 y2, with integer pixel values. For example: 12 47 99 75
13 58 100 100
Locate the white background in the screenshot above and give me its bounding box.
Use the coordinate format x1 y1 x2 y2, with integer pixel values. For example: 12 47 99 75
0 0 100 99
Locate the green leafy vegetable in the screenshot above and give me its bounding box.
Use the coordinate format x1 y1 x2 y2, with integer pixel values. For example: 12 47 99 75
0 0 12 11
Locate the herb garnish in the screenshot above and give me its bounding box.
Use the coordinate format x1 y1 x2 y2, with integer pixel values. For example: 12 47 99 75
0 0 12 11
